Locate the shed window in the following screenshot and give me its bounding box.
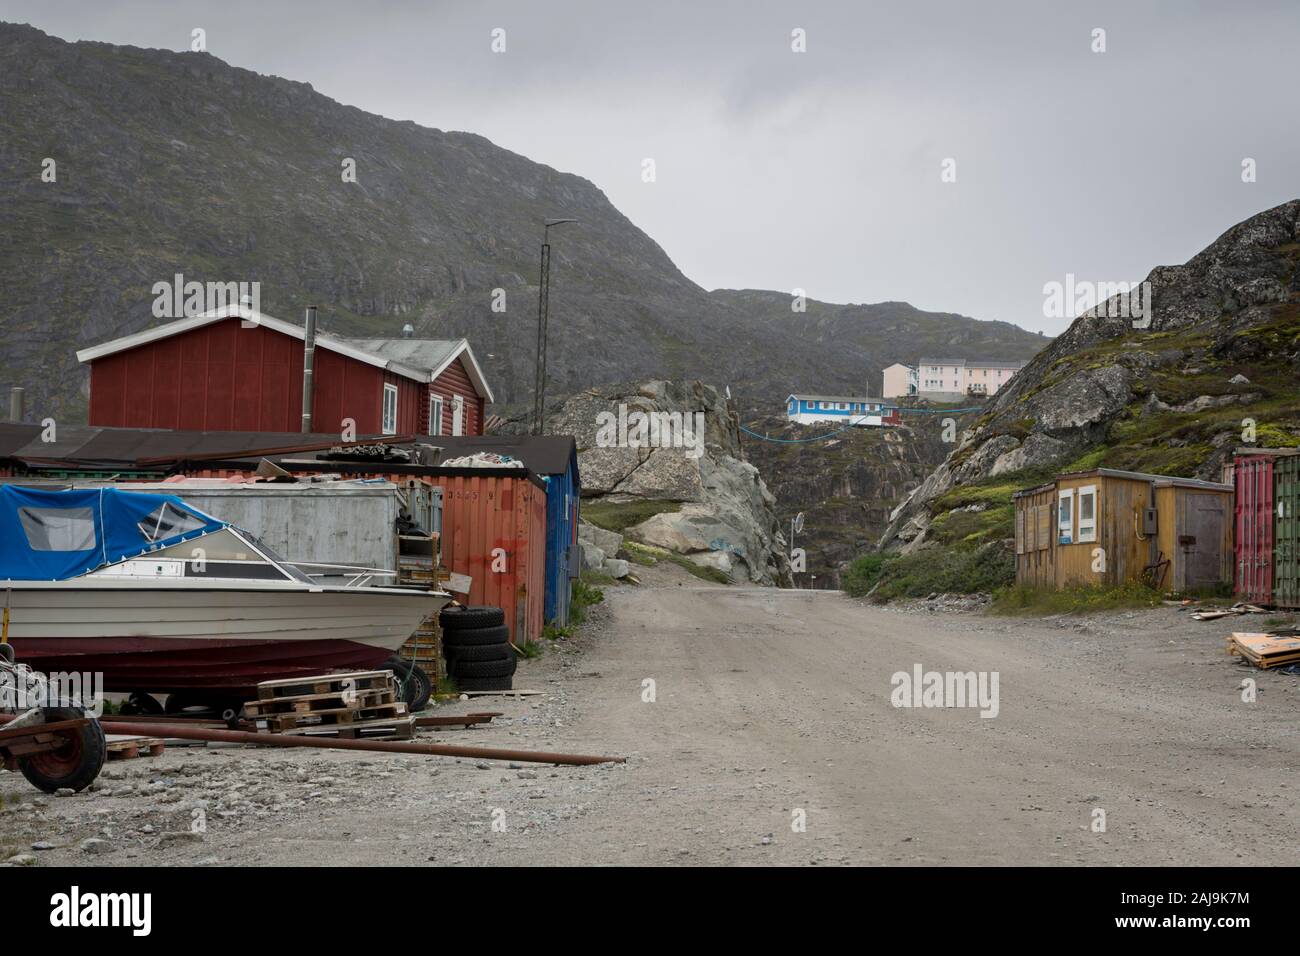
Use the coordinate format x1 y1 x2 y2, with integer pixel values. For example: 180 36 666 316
382 384 398 435
452 395 464 436
836 402 849 410
429 395 443 437
19 507 95 551
1057 489 1074 544
1077 485 1097 543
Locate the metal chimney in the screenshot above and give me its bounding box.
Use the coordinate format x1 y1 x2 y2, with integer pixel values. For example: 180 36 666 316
301 306 317 434
9 386 23 423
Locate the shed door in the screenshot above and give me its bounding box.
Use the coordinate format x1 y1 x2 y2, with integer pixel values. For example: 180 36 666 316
1178 493 1226 590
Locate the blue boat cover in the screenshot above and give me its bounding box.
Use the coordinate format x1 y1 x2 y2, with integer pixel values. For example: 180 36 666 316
0 486 226 581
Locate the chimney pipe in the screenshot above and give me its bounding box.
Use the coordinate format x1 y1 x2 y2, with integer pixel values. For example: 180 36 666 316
9 387 24 423
301 306 317 434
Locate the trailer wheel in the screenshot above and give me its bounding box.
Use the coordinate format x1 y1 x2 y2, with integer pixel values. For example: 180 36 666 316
18 707 106 794
123 692 164 716
385 657 432 712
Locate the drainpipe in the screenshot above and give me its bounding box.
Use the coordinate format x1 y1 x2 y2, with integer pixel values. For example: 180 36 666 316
8 387 23 423
301 306 317 433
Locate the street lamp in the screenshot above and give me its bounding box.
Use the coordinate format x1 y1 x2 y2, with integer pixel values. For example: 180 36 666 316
533 218 578 435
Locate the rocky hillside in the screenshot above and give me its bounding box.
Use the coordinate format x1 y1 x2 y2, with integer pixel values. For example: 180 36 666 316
741 412 958 587
546 381 792 587
0 22 1045 423
881 199 1300 555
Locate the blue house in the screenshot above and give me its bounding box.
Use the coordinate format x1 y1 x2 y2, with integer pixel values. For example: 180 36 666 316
432 435 580 627
786 394 900 427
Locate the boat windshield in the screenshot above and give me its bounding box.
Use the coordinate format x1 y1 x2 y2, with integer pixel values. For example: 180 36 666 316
238 531 316 584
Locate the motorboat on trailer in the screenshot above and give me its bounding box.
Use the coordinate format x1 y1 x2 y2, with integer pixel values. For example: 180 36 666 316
0 485 450 695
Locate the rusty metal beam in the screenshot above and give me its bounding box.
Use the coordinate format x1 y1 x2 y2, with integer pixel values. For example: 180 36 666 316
97 720 623 765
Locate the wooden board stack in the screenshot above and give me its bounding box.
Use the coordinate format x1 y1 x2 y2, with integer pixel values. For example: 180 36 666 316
1228 632 1300 669
247 671 414 739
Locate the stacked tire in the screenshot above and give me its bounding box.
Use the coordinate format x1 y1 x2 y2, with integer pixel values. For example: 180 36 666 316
439 606 515 691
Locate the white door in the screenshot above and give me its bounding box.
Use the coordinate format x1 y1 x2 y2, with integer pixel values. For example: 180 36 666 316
429 395 443 436
452 395 464 436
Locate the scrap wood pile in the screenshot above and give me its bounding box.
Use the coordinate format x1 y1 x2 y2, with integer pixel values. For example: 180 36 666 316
1177 601 1270 621
245 671 413 740
1228 631 1300 669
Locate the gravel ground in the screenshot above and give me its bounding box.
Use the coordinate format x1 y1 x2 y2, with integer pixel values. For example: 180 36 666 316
2 563 1296 866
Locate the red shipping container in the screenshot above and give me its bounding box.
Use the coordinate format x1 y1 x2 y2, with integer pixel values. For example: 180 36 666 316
1233 453 1275 604
432 470 547 647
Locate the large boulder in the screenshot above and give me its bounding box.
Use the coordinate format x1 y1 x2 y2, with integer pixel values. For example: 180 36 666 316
549 380 792 586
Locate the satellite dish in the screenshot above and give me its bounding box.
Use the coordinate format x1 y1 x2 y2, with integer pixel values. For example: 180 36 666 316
793 512 805 534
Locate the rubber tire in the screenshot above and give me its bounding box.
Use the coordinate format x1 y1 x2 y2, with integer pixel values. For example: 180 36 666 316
444 642 513 663
18 707 107 794
0 643 14 664
126 692 164 716
440 606 504 630
442 624 511 648
457 674 514 692
385 656 433 712
451 656 517 679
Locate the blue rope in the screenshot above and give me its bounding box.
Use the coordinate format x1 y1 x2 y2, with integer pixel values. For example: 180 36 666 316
739 407 984 444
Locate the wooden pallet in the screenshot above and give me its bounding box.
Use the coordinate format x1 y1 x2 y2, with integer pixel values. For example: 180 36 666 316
252 700 408 733
1228 632 1300 669
243 687 396 718
255 671 395 701
105 734 165 761
275 715 415 740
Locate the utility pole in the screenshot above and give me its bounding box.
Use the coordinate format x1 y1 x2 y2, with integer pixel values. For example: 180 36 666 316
533 218 577 435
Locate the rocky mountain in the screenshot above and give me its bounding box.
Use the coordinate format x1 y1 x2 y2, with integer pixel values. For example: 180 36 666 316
741 411 960 587
881 199 1300 555
0 22 1045 425
547 381 792 586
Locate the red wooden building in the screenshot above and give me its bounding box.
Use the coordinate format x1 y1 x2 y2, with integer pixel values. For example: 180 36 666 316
76 306 494 437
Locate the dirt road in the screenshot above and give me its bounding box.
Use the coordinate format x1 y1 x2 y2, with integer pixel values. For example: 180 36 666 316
3 565 1296 866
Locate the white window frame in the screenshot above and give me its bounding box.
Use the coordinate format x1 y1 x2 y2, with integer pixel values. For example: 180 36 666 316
1057 488 1075 544
381 383 398 436
1076 484 1097 543
836 402 849 410
452 394 464 436
428 394 443 437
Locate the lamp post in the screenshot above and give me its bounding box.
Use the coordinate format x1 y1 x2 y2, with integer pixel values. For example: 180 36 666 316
533 218 578 435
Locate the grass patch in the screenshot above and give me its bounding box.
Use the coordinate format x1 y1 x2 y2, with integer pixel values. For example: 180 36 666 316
842 553 895 597
582 499 681 533
665 553 732 584
515 640 545 658
568 577 606 626
622 540 663 567
869 542 1015 600
434 674 460 698
990 582 1162 615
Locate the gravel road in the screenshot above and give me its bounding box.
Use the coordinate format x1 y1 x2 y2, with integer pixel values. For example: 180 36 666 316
3 564 1296 866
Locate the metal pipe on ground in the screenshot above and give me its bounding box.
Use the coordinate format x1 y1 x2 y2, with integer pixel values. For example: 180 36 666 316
97 720 623 766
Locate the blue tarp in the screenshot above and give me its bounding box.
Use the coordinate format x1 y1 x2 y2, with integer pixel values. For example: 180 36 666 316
0 486 226 581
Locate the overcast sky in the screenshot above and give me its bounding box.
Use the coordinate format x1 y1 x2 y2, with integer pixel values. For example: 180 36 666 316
9 0 1299 334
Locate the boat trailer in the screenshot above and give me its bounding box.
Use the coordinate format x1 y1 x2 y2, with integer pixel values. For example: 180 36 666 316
0 645 107 793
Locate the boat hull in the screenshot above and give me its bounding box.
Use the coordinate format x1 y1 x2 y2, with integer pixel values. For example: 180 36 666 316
2 583 449 694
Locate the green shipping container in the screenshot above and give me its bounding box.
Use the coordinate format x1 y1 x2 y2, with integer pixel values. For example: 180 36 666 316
1276 455 1300 608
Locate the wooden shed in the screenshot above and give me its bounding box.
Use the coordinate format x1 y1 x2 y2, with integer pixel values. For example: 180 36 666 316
1013 468 1233 593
